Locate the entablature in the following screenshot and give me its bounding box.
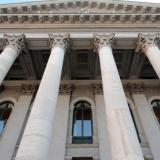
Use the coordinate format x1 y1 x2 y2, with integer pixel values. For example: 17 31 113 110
0 0 159 28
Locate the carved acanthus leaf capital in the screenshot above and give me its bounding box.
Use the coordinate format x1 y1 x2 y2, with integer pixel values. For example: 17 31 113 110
93 33 115 53
126 83 144 94
2 34 25 53
59 84 74 95
92 84 103 94
49 33 70 51
136 33 160 53
21 84 38 94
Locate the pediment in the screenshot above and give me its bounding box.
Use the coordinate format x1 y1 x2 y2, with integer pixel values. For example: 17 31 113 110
0 0 159 27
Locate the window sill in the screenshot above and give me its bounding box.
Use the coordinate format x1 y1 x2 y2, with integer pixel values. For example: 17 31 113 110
66 143 99 148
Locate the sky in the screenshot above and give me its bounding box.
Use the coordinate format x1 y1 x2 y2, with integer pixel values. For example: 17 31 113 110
0 0 43 4
0 0 160 4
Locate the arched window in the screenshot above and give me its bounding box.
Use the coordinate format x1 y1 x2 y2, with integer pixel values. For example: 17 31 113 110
128 103 141 143
151 99 160 124
0 101 13 135
72 101 93 144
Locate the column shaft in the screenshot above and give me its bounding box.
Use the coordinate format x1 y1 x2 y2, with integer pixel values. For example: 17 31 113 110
16 34 69 160
0 47 18 84
132 92 160 160
94 34 144 160
137 33 160 78
145 46 160 77
0 34 25 85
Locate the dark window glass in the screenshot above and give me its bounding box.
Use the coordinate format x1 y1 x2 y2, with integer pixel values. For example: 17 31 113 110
151 99 160 124
128 104 141 143
72 101 93 144
0 101 13 135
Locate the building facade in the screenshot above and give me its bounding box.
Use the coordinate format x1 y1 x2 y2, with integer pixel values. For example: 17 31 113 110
0 0 160 160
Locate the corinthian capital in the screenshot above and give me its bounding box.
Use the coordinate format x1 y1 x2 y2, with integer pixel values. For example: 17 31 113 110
93 33 115 53
136 33 160 53
59 84 74 95
2 34 25 53
49 33 70 51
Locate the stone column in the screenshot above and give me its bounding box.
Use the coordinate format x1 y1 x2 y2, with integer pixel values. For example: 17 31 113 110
49 84 73 160
128 84 160 160
136 33 160 78
92 84 112 160
93 34 144 160
0 34 25 85
15 34 70 160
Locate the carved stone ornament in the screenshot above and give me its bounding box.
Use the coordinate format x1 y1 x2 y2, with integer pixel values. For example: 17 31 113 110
21 84 38 94
2 34 25 54
126 83 144 94
49 33 70 51
136 33 160 53
59 84 74 95
91 84 103 94
93 33 115 53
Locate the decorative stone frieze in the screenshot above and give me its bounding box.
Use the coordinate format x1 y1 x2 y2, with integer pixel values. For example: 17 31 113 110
91 84 103 94
0 14 159 25
49 33 70 51
2 34 25 53
0 1 159 26
93 33 115 53
126 83 144 94
136 33 160 53
21 84 38 94
59 84 74 95
0 1 159 15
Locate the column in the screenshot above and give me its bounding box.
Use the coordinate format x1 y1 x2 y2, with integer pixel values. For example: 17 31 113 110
15 34 70 160
0 34 25 85
136 33 160 78
93 34 144 160
49 84 73 160
128 84 160 160
92 84 112 160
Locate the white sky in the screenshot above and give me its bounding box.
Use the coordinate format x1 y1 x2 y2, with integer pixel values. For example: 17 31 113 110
0 0 160 4
126 0 160 3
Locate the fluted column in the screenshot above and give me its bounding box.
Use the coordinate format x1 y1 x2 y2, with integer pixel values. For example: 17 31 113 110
16 34 70 160
94 34 144 160
0 34 25 85
136 33 160 78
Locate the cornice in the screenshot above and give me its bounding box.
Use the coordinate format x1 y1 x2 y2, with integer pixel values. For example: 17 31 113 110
0 0 159 25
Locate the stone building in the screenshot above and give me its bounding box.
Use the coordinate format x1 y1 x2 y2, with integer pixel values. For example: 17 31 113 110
0 0 160 160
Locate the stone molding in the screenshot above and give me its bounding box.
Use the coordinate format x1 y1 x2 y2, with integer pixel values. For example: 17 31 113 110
93 33 115 52
91 84 103 94
2 34 25 53
59 84 74 95
136 33 160 53
0 1 159 25
126 83 144 94
49 33 70 51
21 84 38 94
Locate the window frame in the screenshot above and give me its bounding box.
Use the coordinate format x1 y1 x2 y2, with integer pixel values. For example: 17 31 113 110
67 97 97 145
0 101 13 135
72 101 93 144
151 99 160 124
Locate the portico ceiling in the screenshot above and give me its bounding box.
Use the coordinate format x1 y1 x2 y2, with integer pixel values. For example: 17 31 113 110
0 0 159 80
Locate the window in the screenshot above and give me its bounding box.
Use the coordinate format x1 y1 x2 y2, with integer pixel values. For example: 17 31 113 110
0 101 13 135
151 99 160 123
72 101 93 144
128 104 141 143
